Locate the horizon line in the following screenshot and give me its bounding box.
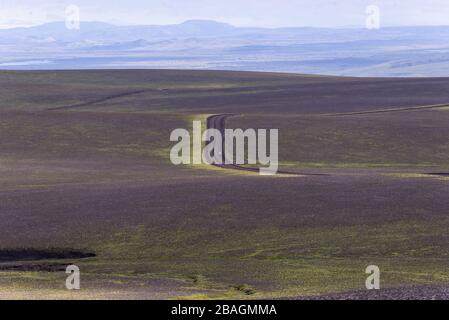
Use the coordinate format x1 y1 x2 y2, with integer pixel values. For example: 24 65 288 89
3 19 449 31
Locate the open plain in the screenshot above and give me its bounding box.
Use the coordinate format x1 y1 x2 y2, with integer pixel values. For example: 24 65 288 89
1 70 449 299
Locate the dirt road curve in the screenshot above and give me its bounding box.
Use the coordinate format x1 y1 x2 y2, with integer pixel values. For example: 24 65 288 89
206 114 326 176
297 285 449 300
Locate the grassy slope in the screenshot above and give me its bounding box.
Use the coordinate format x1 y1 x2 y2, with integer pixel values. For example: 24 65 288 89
0 70 449 299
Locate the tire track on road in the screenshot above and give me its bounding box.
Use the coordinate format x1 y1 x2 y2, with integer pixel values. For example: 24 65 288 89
47 90 148 111
323 102 449 116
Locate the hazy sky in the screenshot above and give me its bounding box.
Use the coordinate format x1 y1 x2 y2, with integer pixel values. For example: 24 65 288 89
1 0 449 29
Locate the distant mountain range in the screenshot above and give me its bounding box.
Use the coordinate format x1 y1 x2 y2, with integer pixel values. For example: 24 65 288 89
1 20 449 76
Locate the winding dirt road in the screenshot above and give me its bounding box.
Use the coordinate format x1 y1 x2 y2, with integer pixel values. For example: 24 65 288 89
206 101 449 177
206 114 327 176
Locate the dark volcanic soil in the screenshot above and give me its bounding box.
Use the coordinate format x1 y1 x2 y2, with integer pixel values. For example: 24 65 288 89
299 285 449 300
0 249 95 262
1 70 449 298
